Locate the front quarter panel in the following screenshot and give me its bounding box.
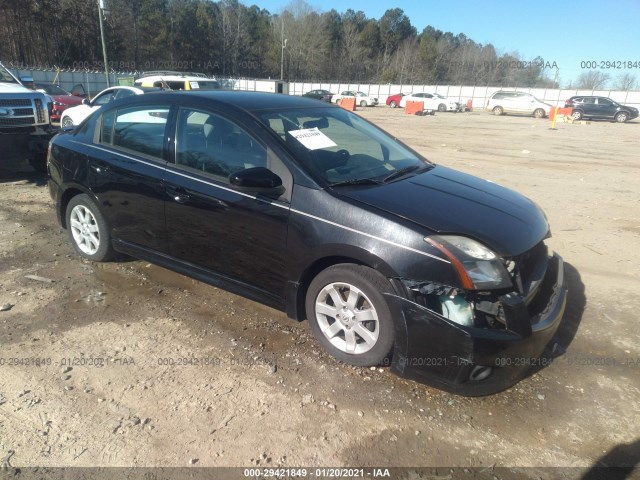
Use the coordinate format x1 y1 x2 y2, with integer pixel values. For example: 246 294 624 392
288 186 457 287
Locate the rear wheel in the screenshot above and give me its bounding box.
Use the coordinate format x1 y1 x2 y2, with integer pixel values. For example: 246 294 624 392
306 264 395 366
66 194 113 262
492 106 504 115
533 108 545 118
615 111 629 123
389 100 397 108
571 110 583 120
61 116 74 128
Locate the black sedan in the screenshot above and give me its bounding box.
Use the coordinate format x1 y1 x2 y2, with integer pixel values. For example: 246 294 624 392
302 89 333 102
48 91 568 395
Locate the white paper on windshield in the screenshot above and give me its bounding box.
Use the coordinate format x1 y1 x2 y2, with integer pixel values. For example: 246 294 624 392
189 81 200 89
288 128 337 150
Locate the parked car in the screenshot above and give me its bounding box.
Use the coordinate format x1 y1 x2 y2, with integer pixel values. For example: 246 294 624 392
48 91 567 396
332 91 378 107
564 96 638 123
386 93 405 108
486 91 551 118
135 72 221 91
59 86 153 127
303 89 334 103
400 92 460 112
34 82 83 123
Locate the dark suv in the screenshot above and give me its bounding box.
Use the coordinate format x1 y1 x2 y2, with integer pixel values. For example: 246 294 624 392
565 96 638 123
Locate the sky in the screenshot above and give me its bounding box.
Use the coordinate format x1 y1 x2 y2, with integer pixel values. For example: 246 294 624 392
254 0 640 87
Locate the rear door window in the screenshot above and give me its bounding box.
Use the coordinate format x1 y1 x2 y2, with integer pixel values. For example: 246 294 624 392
101 105 170 160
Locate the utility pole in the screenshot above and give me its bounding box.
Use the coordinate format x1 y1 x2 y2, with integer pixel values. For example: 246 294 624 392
98 0 110 87
280 18 287 80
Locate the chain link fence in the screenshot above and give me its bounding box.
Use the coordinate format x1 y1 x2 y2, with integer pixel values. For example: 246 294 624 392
5 63 639 109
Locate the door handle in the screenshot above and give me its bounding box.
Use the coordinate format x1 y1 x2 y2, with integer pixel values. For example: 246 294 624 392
167 186 191 204
89 162 109 174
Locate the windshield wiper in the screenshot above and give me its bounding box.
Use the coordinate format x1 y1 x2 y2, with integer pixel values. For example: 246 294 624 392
382 165 422 183
328 178 382 187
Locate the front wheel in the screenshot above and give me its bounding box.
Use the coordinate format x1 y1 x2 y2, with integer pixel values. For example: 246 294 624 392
61 116 74 128
438 103 446 112
492 106 504 115
305 264 395 366
533 108 545 118
360 100 367 107
615 112 629 123
66 194 113 262
389 100 397 108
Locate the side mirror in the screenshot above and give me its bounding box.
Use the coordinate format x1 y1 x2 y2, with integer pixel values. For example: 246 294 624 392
229 167 284 197
82 98 91 106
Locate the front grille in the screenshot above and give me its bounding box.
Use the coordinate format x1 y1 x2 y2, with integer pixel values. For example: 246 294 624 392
11 108 33 116
0 99 31 107
34 98 45 123
513 242 548 287
0 117 35 126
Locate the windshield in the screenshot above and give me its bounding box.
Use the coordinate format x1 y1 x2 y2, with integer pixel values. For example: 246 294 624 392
35 83 70 95
260 106 433 186
0 66 19 83
190 80 221 90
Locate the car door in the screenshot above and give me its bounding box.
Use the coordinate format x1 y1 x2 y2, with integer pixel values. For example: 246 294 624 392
594 98 617 118
88 102 171 253
580 97 597 116
164 106 292 297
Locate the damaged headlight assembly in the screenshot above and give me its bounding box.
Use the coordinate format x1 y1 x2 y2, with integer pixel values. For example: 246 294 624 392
414 236 514 327
425 236 512 290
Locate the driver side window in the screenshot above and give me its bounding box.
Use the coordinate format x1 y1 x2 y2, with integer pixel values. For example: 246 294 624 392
175 108 267 182
93 92 115 106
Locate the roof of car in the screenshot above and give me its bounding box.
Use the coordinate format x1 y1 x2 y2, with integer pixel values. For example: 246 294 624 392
131 90 336 112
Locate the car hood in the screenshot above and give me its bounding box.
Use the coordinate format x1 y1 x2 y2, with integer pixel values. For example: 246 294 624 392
337 165 549 256
52 94 83 106
0 82 31 93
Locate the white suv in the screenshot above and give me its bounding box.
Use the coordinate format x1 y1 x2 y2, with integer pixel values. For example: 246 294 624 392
486 91 551 118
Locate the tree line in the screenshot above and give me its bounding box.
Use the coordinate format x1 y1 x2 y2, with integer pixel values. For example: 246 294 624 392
0 0 634 88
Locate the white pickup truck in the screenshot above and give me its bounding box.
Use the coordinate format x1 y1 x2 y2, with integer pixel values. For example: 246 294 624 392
0 63 56 172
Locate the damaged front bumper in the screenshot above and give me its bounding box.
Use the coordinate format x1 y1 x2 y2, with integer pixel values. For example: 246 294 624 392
386 253 567 396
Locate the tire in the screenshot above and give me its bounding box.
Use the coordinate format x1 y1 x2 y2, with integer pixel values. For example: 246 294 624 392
305 264 395 366
571 110 583 120
65 194 113 262
389 100 397 108
438 103 446 112
336 99 341 105
61 116 74 128
360 100 367 107
615 112 629 123
492 106 504 115
533 108 545 119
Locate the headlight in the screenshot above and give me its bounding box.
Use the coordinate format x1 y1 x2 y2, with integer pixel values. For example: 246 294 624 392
53 101 67 107
425 235 512 290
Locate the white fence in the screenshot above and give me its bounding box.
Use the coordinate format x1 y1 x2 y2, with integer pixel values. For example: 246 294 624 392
7 65 640 109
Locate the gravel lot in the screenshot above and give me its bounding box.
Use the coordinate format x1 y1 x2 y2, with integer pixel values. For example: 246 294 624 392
0 108 638 476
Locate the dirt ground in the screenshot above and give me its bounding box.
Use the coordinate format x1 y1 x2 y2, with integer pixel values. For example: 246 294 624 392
0 108 639 476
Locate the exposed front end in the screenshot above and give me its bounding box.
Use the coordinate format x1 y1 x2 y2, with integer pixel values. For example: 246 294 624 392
387 241 567 396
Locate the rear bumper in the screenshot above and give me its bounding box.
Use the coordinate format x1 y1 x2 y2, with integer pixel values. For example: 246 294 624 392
387 253 567 396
